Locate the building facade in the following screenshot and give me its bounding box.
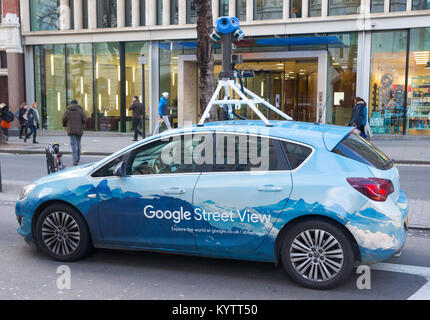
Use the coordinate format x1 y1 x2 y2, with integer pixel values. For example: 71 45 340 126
11 0 430 135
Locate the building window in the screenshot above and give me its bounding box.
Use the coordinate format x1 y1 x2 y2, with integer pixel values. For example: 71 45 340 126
0 0 2 24
171 0 179 24
254 0 283 20
30 0 60 31
407 28 430 135
69 0 74 29
140 0 146 25
96 0 117 28
83 0 88 28
157 0 163 25
126 0 132 26
291 0 302 18
220 0 229 16
390 0 407 11
236 0 247 20
309 0 322 17
186 0 197 24
371 0 385 12
412 0 430 10
0 51 7 68
369 30 408 135
328 0 360 16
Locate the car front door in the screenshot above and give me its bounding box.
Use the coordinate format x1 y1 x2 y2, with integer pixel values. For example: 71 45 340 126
94 132 211 250
192 132 293 254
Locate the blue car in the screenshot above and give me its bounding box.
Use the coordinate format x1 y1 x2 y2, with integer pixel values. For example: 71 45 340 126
15 121 408 289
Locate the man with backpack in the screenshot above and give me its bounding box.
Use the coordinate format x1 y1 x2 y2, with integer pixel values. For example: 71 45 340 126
0 103 15 140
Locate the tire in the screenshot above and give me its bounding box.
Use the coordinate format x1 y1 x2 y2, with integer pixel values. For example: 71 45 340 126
35 204 93 262
280 219 354 290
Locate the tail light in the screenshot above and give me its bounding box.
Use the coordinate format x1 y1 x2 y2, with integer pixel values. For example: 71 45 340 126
347 178 394 202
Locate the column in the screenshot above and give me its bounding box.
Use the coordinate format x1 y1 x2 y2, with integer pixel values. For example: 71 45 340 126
59 0 71 30
149 42 159 132
384 0 390 13
283 0 290 19
19 0 30 32
132 0 140 27
146 0 156 26
302 0 309 17
356 31 372 105
212 0 219 21
74 0 83 29
117 0 126 28
246 0 253 22
163 0 170 25
321 0 328 17
406 0 413 11
88 0 97 29
228 0 236 16
178 0 186 25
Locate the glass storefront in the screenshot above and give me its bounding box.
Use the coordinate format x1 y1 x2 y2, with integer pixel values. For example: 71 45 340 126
34 42 150 133
369 29 430 135
30 0 60 31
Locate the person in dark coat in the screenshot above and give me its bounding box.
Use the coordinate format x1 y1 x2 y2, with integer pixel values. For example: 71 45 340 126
349 97 367 136
0 103 13 140
61 100 88 166
18 103 28 139
128 96 144 141
24 102 40 144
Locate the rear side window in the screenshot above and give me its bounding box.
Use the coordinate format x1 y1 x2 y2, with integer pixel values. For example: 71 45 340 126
333 133 393 170
281 141 313 169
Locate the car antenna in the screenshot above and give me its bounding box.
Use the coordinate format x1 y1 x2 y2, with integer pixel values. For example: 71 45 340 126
197 16 293 127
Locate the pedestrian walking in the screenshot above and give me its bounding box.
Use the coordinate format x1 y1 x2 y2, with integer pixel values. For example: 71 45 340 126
348 97 367 137
0 103 14 140
153 92 172 135
129 96 144 141
24 102 40 144
18 102 29 139
61 99 88 166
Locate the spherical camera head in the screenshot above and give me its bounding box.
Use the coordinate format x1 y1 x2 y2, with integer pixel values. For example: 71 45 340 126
216 16 240 34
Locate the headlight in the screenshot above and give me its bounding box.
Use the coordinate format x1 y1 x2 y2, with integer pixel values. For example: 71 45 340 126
18 184 36 200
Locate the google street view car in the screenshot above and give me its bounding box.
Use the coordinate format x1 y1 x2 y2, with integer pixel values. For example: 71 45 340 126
15 120 408 289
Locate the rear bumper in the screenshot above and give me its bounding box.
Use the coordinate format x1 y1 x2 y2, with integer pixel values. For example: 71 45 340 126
345 190 408 265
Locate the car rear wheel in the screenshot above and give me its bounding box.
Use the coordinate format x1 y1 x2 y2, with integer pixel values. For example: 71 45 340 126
35 204 92 261
280 219 354 290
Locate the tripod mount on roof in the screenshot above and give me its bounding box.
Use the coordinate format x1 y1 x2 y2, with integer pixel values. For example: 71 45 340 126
197 16 293 127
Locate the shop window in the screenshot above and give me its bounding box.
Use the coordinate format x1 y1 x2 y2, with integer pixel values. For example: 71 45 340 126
407 28 430 135
371 0 385 13
290 0 302 18
328 0 360 16
309 0 322 17
390 0 407 11
236 0 247 20
96 0 117 28
186 0 197 24
254 0 283 20
171 0 179 24
30 0 60 31
369 30 408 135
412 0 430 10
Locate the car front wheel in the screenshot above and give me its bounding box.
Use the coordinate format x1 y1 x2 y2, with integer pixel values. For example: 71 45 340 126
35 204 92 261
281 219 355 290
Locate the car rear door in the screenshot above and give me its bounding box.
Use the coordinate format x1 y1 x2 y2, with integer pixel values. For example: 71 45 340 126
192 132 293 254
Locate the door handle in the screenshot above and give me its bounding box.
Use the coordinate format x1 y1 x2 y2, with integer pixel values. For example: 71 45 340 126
258 185 283 192
88 194 97 199
164 187 186 195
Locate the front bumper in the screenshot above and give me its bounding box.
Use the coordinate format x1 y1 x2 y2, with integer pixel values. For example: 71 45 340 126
15 200 35 245
346 190 408 265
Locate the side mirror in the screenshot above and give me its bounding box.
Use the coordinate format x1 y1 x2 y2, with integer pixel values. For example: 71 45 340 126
113 161 126 177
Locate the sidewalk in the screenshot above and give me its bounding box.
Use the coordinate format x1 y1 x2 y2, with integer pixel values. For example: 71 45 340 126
0 130 429 230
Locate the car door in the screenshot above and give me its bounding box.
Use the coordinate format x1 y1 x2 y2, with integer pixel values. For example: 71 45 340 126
192 132 293 254
94 132 211 250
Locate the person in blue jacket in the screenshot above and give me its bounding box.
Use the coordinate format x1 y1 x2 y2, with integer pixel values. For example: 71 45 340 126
153 92 172 135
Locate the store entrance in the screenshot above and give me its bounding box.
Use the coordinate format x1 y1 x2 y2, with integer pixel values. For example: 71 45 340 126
214 59 319 122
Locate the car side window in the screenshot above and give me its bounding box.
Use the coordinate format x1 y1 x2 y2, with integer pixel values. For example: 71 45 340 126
212 133 285 172
127 133 212 175
281 141 312 170
91 156 123 178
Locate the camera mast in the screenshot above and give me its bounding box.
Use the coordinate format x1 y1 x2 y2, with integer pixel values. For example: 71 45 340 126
197 16 293 127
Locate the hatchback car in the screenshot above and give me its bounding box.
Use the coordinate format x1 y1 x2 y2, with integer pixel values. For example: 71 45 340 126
15 120 408 289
